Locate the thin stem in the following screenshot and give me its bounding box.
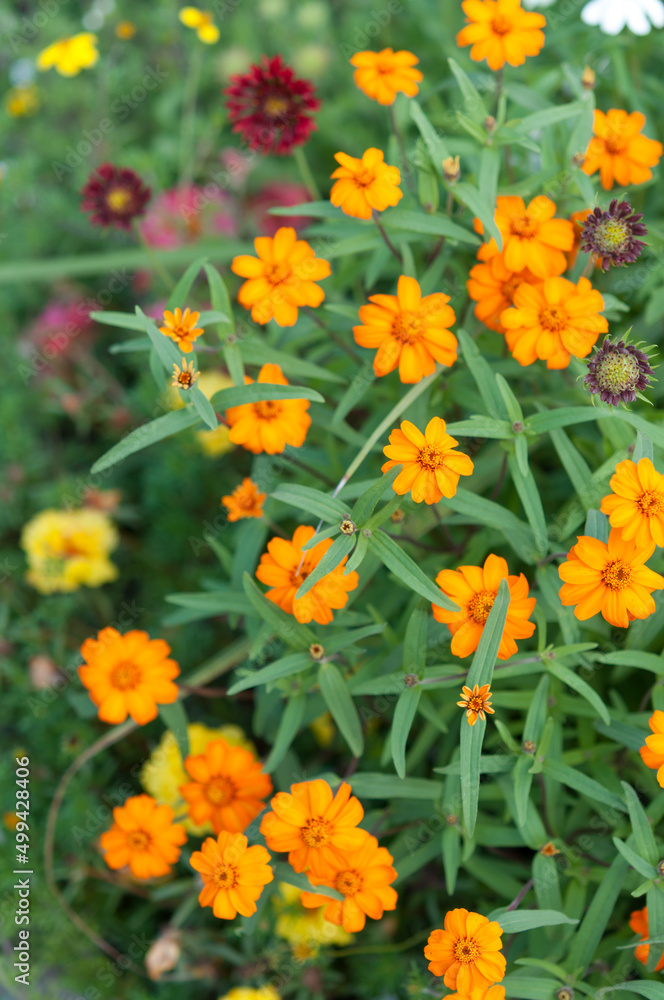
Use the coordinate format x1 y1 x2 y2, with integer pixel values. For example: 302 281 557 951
419 654 544 687
133 221 175 293
372 209 403 263
333 928 430 957
293 145 321 201
263 516 289 538
179 50 202 185
493 68 504 115
287 452 336 488
305 306 363 363
506 877 534 911
389 104 415 193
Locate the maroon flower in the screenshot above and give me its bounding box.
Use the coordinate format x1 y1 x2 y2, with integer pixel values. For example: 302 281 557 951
584 337 655 407
224 55 319 156
81 163 151 230
580 200 647 272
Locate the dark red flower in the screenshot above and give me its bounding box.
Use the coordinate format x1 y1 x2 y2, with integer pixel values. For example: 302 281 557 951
580 199 648 272
81 163 151 230
584 337 655 407
224 55 319 156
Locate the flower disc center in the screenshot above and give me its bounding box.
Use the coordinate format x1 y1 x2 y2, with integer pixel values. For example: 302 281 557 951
213 862 238 888
468 590 495 624
302 817 332 848
454 936 482 963
335 869 362 895
637 491 664 516
127 829 151 851
111 660 141 690
205 776 236 806
602 559 633 591
540 306 567 332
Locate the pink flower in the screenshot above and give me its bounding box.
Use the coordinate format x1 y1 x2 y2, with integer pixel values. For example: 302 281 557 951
140 185 238 249
250 182 313 236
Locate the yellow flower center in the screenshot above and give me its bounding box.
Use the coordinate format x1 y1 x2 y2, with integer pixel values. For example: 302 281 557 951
205 776 236 806
212 862 238 889
491 14 512 34
106 187 133 213
540 306 568 333
418 444 445 471
392 313 424 344
266 262 292 285
301 818 332 848
510 215 538 238
464 692 485 714
263 94 290 117
335 870 362 896
111 660 141 690
602 559 633 591
454 936 482 963
356 167 376 187
127 829 151 851
637 491 664 516
178 372 194 387
254 399 282 420
468 590 495 624
605 133 626 154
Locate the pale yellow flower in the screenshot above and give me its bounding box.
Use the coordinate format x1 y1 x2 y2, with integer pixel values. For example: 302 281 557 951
218 989 280 1000
178 7 220 43
5 85 39 117
37 33 99 77
274 883 353 957
21 508 118 594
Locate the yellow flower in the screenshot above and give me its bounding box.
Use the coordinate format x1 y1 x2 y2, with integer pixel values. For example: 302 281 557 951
141 722 256 835
218 988 280 1000
171 357 200 391
179 7 220 43
37 33 99 77
5 85 39 117
310 712 335 748
274 883 353 957
21 508 118 594
115 21 136 39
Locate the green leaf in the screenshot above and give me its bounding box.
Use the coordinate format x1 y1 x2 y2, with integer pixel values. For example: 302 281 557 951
442 824 461 894
385 209 479 245
166 256 208 311
242 573 317 649
165 591 249 615
269 200 341 218
410 100 453 164
479 146 501 215
157 699 190 760
490 909 578 933
647 884 664 971
501 976 566 1000
210 382 324 409
612 837 658 879
508 454 548 557
453 181 503 249
367 530 459 610
634 431 654 464
541 759 627 812
495 374 523 424
271 484 348 525
526 407 664 450
351 469 399 526
514 753 535 828
467 578 511 687
391 687 422 778
460 715 486 838
403 601 429 678
91 407 201 474
446 417 513 439
623 781 659 866
550 427 595 508
90 310 145 331
189 383 218 431
584 508 609 543
318 662 364 757
523 674 550 745
203 263 234 339
597 984 664 1000
296 534 355 598
347 772 442 800
595 650 664 675
458 328 505 419
441 487 537 563
272 863 343 900
264 693 306 772
227 653 312 695
239 338 345 384
222 341 244 386
546 660 610 724
448 57 487 123
513 100 584 134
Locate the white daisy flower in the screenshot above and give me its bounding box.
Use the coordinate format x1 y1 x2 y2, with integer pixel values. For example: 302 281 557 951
581 0 664 34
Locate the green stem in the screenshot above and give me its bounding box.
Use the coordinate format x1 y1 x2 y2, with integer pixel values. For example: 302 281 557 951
179 50 202 186
389 103 415 193
332 927 430 957
133 220 175 292
372 209 403 264
293 145 321 201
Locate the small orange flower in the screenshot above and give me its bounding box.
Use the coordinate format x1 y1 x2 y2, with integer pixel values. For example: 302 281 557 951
424 908 507 993
558 529 664 628
225 363 311 455
231 227 331 327
260 779 366 874
256 526 359 625
180 738 273 834
381 417 474 504
171 357 199 390
222 478 266 522
79 628 180 725
630 907 664 972
493 196 575 278
100 794 187 879
540 841 560 857
350 49 422 105
159 307 204 353
500 276 608 369
640 711 664 787
466 251 538 333
433 554 536 660
300 832 397 933
601 458 664 550
330 148 402 220
457 683 495 726
582 110 663 191
457 0 546 72
190 830 274 919
353 275 457 383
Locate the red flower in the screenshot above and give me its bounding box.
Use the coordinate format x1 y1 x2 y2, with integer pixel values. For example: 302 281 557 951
224 55 319 156
81 163 151 230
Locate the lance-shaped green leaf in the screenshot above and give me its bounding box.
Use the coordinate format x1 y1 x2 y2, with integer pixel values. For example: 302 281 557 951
210 382 324 409
203 263 234 339
351 468 399 526
596 984 664 1000
623 781 659 866
453 181 502 248
346 772 442 800
410 99 453 163
368 530 459 610
242 573 317 649
240 338 345 384
612 837 658 879
403 601 429 678
542 759 627 812
501 976 569 1000
273 863 343 900
158 698 190 760
446 417 513 439
508 454 548 557
584 508 609 543
466 578 511 688
526 406 664 449
318 662 363 757
167 256 208 310
296 534 355 598
227 653 312 695
546 660 610 724
566 854 629 975
91 407 201 474
647 884 664 971
489 909 578 933
384 208 479 245
442 824 461 895
264 693 306 772
165 591 249 615
91 310 145 331
441 488 537 564
391 686 422 778
458 329 506 419
448 57 488 122
271 484 348 525
634 431 654 464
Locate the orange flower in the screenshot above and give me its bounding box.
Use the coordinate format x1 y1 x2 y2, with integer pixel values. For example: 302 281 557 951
255 525 359 625
159 307 204 353
260 779 366 873
500 276 607 369
180 738 273 834
100 794 187 879
222 478 266 522
424 908 506 993
300 832 397 933
350 49 422 105
600 458 664 550
190 830 274 920
639 711 664 788
225 363 311 455
457 683 495 726
231 227 331 327
381 417 474 504
353 275 457 383
558 529 664 628
466 251 538 333
457 0 546 72
629 907 664 972
330 148 402 220
568 209 593 269
433 554 536 660
79 627 180 725
494 196 575 278
582 110 663 191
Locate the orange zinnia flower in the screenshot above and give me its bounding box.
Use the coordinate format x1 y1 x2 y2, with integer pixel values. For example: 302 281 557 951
639 711 664 788
180 738 273 834
500 276 607 369
629 907 664 971
353 275 457 383
494 196 575 278
255 525 359 625
433 554 536 660
582 109 663 191
601 458 664 550
457 0 546 72
225 363 311 455
350 49 422 105
381 417 474 504
260 779 366 874
300 832 397 933
457 683 495 726
568 209 593 269
231 226 331 327
558 529 664 628
330 148 402 220
159 307 204 353
190 830 274 920
467 251 538 333
100 794 187 879
79 627 180 725
222 478 266 522
425 908 506 993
